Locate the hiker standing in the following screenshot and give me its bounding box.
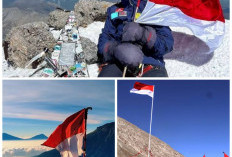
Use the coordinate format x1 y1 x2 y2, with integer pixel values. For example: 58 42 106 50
97 0 174 77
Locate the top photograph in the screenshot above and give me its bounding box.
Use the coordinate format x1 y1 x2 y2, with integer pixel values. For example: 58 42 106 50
2 0 230 78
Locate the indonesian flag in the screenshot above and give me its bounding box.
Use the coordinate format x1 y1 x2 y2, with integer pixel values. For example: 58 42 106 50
136 0 225 53
42 109 86 157
130 82 154 98
224 152 229 157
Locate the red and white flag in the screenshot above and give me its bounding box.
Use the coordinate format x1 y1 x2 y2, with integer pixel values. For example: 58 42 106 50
130 82 154 98
42 109 86 157
224 152 229 157
136 0 225 52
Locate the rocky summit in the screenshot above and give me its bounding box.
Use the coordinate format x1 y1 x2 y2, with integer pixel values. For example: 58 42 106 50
48 9 70 29
5 22 56 68
74 0 113 27
118 117 184 157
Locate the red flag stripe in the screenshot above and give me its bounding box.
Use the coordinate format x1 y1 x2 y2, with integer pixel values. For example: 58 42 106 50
133 82 154 92
149 0 225 22
42 109 86 148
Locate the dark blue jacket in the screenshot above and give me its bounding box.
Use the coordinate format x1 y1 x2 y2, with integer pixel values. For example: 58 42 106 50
98 0 174 66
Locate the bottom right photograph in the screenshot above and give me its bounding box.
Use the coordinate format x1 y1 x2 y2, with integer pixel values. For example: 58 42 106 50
117 80 229 157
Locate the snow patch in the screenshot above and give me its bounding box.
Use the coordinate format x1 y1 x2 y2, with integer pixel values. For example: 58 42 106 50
79 21 105 44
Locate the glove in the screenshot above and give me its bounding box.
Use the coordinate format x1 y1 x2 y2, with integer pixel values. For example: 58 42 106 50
113 43 143 68
103 41 119 62
122 22 157 49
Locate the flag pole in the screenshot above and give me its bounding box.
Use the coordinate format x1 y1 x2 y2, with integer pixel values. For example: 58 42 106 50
83 107 92 157
147 86 154 157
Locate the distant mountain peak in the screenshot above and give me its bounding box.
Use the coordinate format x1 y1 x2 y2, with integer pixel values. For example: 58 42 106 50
27 134 48 140
3 133 23 140
3 133 48 141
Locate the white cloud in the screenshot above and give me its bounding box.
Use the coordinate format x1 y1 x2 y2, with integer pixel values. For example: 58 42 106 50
3 106 107 124
3 140 52 157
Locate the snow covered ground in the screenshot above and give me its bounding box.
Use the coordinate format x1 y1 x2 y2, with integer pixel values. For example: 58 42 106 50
79 21 230 78
2 20 230 77
2 140 52 157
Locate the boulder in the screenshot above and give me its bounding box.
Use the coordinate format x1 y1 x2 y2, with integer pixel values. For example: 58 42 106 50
80 37 98 64
5 22 56 68
74 0 113 27
48 9 70 29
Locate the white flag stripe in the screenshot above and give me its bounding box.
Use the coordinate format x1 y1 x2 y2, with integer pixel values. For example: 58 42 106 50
56 133 84 157
136 1 225 53
130 88 153 98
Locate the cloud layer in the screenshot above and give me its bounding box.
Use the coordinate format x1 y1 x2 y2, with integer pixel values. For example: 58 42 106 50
3 140 52 157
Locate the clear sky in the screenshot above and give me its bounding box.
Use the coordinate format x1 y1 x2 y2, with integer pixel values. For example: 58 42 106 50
3 80 115 139
118 80 229 157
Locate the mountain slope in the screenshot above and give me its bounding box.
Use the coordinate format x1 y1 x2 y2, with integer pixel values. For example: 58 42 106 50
35 122 115 157
2 0 58 39
27 134 48 140
3 133 23 140
118 117 184 157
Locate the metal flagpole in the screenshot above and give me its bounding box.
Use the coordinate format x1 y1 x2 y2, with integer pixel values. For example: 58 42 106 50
147 86 154 157
83 107 92 157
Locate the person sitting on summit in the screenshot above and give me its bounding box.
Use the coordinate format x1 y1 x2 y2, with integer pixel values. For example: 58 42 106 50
97 0 174 77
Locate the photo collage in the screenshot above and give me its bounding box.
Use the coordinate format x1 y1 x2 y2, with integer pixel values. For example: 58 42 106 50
1 0 231 157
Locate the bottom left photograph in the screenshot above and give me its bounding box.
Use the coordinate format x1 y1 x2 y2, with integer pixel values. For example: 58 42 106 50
2 80 115 157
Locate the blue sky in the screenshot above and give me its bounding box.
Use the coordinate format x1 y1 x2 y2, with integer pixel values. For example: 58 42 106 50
3 80 115 138
118 80 229 157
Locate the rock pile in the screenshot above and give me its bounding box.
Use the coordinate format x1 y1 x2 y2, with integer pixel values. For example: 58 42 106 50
5 22 56 68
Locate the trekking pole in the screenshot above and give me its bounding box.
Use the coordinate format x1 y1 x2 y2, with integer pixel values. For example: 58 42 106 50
123 66 127 77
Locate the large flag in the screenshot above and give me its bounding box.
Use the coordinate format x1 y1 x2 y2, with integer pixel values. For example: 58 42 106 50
224 152 229 157
136 0 225 53
130 82 154 98
42 109 86 157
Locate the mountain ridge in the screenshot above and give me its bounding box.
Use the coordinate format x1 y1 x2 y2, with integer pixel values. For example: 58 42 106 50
3 133 48 141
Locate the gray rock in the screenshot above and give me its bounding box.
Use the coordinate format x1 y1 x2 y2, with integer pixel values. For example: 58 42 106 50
48 9 70 29
80 37 98 64
5 22 56 68
74 0 113 27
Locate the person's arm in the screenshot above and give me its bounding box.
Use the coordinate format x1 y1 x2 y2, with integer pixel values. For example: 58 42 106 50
147 25 174 58
122 22 174 58
97 8 118 62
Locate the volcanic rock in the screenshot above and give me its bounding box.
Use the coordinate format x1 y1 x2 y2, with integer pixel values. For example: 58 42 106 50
5 22 56 68
48 9 70 29
80 37 98 64
74 0 113 27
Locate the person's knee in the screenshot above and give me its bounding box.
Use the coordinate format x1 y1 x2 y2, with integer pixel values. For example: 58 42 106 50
98 64 123 77
142 67 168 77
